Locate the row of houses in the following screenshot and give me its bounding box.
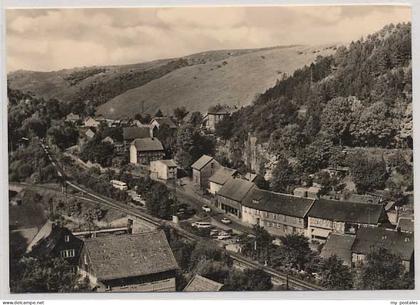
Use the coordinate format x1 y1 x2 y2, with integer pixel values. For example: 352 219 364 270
190 155 414 271
320 227 414 271
217 177 414 271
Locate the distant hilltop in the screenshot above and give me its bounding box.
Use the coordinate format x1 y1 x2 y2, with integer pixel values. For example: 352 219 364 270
8 44 337 118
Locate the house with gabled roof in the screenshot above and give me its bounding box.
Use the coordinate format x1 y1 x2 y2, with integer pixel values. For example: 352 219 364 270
216 177 255 218
65 113 80 124
241 188 315 236
202 105 232 132
129 138 165 165
150 159 177 180
123 127 151 150
351 227 414 272
79 230 179 292
208 167 237 194
307 199 386 243
84 116 100 128
150 117 177 137
183 274 223 292
28 221 83 268
101 136 114 145
320 233 356 266
191 155 221 189
85 128 96 140
396 217 414 233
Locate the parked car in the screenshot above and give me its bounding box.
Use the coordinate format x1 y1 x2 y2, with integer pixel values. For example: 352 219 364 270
210 229 219 237
202 205 211 213
192 222 212 229
221 217 231 224
217 232 232 240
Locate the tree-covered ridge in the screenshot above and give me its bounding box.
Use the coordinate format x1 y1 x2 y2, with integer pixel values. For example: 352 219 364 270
74 58 190 106
64 68 107 86
228 23 412 149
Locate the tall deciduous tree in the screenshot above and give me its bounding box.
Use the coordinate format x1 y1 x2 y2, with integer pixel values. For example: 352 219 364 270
175 124 215 170
173 106 188 122
270 155 298 193
144 183 175 220
10 256 82 293
319 255 353 290
274 234 313 270
320 96 362 145
360 247 410 290
348 152 388 193
215 116 234 141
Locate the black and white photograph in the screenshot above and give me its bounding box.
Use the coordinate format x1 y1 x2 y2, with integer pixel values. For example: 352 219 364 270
4 4 414 295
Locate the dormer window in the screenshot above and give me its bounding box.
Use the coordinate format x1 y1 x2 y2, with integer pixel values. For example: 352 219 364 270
64 235 70 242
252 199 259 204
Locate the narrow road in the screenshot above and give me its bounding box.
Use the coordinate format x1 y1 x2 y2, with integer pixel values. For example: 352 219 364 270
33 141 325 291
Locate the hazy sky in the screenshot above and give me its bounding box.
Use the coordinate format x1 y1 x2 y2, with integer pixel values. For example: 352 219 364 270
6 5 411 72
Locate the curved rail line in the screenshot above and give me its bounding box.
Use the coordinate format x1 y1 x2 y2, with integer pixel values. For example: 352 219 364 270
26 142 326 291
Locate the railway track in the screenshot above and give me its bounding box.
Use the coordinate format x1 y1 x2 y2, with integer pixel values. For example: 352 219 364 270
21 141 325 291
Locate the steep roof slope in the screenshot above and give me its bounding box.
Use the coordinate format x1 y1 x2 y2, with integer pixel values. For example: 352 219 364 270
320 233 356 266
308 199 384 224
131 138 164 152
242 188 315 218
84 230 178 281
352 227 414 261
217 178 255 203
184 274 223 292
191 155 214 170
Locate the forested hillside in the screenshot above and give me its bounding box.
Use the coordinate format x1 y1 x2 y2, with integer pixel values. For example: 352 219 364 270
225 23 411 149
216 23 412 194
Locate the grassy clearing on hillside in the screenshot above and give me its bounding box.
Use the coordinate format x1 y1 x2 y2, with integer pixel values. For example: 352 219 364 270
97 45 336 118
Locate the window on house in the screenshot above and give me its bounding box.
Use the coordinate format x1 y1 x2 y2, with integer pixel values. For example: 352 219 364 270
61 249 75 258
64 235 70 242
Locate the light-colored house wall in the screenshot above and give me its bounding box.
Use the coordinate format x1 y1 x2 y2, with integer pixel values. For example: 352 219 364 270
242 206 307 237
205 114 228 131
208 181 223 195
130 145 138 164
84 118 100 128
150 161 177 180
193 160 221 189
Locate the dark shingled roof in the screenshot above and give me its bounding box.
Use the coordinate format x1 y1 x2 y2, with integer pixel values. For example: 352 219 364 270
151 117 177 129
131 138 164 152
155 159 177 167
207 106 231 115
191 155 214 170
84 230 178 281
242 188 315 218
320 233 356 266
352 227 414 261
217 178 255 203
397 218 414 233
184 274 224 292
209 167 237 185
123 127 150 140
308 199 384 224
29 222 83 265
